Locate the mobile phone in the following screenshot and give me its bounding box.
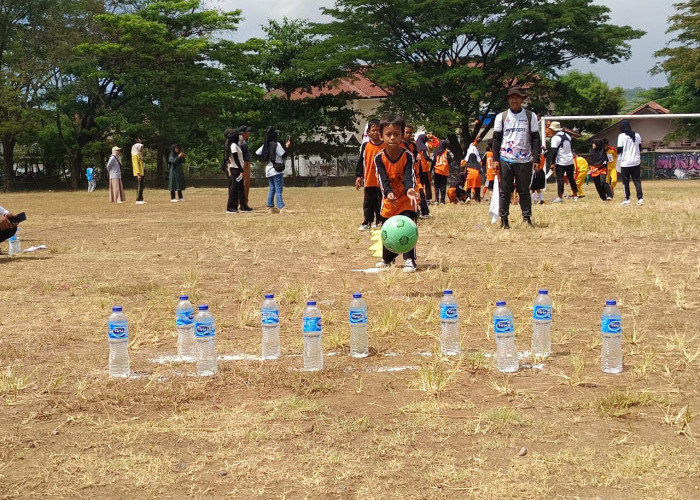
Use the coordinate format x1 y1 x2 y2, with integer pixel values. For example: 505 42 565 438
8 212 26 224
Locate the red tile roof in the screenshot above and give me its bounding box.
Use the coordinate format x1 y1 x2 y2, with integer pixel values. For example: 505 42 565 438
269 71 390 101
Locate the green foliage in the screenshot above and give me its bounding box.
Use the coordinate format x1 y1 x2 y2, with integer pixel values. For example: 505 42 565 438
314 0 644 152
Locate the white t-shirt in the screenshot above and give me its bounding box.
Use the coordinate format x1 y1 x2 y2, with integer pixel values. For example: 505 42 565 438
494 108 539 163
131 143 144 158
550 132 574 166
617 132 642 168
464 143 481 163
230 142 244 168
0 206 8 215
255 142 287 177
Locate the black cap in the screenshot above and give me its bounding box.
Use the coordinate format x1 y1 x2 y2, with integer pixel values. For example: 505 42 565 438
238 126 251 133
506 85 526 97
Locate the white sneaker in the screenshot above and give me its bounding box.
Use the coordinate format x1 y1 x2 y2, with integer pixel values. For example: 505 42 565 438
171 199 179 203
573 196 579 202
135 201 146 205
371 223 379 228
552 198 563 204
637 198 644 205
376 260 392 268
620 199 631 206
178 198 185 202
403 259 417 273
358 224 368 231
605 197 613 201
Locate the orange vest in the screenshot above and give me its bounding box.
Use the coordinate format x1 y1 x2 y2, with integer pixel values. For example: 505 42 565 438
361 140 385 188
485 151 496 181
434 152 450 176
376 150 416 218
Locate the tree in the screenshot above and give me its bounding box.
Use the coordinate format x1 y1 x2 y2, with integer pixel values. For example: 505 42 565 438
652 0 700 139
314 0 644 154
529 71 625 133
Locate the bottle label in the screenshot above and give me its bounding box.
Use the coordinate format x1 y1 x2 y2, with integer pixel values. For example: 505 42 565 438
108 323 128 340
602 318 622 334
303 317 322 333
261 309 280 326
533 305 552 320
440 304 458 320
176 311 194 327
195 323 215 338
349 309 367 325
494 318 514 335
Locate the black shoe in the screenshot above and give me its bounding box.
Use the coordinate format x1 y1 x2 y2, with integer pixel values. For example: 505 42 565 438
500 217 510 229
240 206 253 212
524 218 534 227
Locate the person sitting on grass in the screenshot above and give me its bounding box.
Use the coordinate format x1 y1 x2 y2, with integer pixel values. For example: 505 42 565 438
0 205 19 246
375 115 420 273
447 172 468 204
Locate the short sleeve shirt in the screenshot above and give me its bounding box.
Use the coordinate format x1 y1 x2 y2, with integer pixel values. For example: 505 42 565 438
494 109 539 163
551 132 574 166
617 133 642 168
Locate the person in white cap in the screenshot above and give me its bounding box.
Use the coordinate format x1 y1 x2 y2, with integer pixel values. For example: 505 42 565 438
107 146 125 203
548 121 578 203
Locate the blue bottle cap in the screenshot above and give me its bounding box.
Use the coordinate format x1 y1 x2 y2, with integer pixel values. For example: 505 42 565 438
538 290 548 295
179 295 189 300
112 306 123 312
496 300 506 306
443 290 453 295
605 300 617 306
352 293 362 298
198 304 209 311
307 300 316 306
265 294 274 299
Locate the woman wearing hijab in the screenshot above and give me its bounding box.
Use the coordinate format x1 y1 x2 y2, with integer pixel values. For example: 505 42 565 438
168 144 186 202
588 138 613 201
447 171 468 204
617 120 643 206
462 153 482 202
256 126 291 213
431 140 452 205
106 146 125 203
415 133 431 217
224 129 249 213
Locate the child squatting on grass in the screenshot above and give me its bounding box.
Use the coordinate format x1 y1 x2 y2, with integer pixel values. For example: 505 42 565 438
374 115 419 273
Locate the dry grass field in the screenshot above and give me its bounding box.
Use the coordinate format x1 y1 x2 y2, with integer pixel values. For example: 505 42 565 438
0 180 698 499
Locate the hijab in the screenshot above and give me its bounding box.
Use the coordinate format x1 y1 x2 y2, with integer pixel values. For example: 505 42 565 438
261 126 279 163
619 120 636 143
589 138 607 165
415 134 428 153
434 139 449 157
465 153 481 170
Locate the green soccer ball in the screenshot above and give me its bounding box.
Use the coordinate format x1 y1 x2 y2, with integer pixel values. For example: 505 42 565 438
381 215 419 254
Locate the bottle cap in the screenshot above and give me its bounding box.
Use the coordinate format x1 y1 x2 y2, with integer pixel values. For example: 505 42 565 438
265 294 274 299
198 304 209 311
538 289 548 295
179 295 189 300
112 306 123 312
443 290 453 295
605 300 617 306
306 300 316 306
352 293 362 298
496 300 506 306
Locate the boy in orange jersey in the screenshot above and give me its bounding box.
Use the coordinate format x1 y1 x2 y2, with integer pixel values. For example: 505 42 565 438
404 125 430 218
355 119 385 230
375 115 419 273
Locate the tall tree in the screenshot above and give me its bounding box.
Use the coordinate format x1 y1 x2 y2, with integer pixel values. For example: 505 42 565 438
314 0 644 153
652 0 700 139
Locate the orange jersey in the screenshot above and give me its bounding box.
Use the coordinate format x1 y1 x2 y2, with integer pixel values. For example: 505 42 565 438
434 151 450 176
485 151 496 181
375 149 416 218
357 140 385 188
418 151 431 173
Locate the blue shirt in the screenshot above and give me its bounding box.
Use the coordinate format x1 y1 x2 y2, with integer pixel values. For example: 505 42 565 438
86 167 94 181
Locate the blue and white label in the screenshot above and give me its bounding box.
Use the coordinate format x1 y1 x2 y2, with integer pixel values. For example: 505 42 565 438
303 317 322 333
494 317 514 335
349 309 367 325
261 309 280 326
108 323 128 340
440 304 458 320
533 305 552 320
176 311 194 327
602 318 622 334
195 323 216 338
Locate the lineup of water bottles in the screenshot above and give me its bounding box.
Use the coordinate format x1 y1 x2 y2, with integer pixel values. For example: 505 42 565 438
106 290 624 378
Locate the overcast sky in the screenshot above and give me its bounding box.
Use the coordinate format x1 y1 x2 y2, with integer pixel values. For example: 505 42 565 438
208 0 678 89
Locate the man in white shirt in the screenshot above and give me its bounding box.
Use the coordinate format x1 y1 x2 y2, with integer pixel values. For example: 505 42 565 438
548 122 578 203
0 205 19 245
492 86 541 229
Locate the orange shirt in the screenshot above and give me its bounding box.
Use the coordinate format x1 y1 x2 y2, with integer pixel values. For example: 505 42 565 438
358 140 385 188
375 149 416 218
485 151 496 181
434 151 450 176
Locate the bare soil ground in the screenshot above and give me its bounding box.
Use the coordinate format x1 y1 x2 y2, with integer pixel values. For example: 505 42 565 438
0 181 698 499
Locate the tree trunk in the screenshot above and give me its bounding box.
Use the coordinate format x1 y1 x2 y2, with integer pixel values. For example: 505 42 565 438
71 147 83 190
2 134 16 192
447 132 463 162
156 138 167 189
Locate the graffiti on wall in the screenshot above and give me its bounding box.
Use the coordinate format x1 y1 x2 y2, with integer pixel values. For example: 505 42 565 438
307 157 359 177
655 153 700 179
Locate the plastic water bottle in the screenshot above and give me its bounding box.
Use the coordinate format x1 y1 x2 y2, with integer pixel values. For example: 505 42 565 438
302 300 323 371
531 289 552 358
261 294 281 359
440 290 460 355
175 295 195 359
8 227 20 256
107 306 130 377
349 293 368 358
194 305 217 376
601 300 623 373
493 300 519 372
